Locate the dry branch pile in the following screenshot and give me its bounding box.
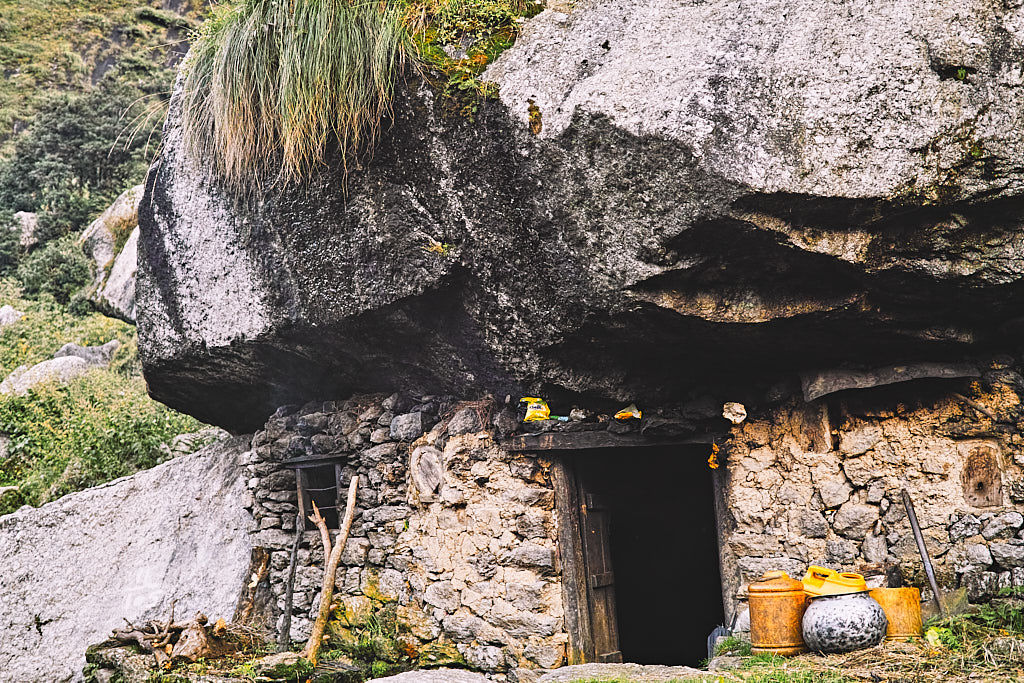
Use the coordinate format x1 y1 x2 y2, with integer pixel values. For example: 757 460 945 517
108 604 236 668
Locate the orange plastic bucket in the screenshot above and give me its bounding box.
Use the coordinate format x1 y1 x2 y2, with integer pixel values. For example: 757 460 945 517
868 587 922 639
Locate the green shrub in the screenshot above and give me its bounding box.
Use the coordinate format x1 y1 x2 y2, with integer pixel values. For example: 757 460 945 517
181 0 411 191
0 370 202 511
0 74 168 240
0 211 21 276
0 280 202 514
17 236 90 304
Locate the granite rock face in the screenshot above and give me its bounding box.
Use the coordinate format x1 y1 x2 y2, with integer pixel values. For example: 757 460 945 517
0 437 253 683
81 186 142 322
140 0 1024 431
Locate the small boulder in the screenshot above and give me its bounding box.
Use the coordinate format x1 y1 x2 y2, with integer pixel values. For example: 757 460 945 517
982 512 1024 540
0 356 90 396
789 509 828 539
0 305 23 329
423 581 461 613
839 424 882 456
447 407 483 435
949 513 982 542
53 340 120 367
722 402 747 424
815 469 853 508
834 502 878 540
967 543 993 567
990 542 1024 568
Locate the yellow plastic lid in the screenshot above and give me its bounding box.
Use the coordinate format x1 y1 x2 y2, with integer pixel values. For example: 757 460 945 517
801 565 867 596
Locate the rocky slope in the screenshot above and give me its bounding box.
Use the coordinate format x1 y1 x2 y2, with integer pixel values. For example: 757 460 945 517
0 436 253 683
140 0 1024 431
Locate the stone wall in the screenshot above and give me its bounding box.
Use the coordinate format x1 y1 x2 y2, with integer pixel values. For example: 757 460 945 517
719 364 1024 616
246 394 567 674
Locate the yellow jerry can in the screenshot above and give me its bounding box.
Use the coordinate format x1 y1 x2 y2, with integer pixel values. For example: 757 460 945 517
802 566 867 596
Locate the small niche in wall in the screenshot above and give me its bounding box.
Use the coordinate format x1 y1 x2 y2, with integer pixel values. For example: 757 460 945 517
283 455 347 530
960 442 1002 508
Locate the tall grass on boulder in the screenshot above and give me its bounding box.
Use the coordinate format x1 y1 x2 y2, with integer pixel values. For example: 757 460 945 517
180 0 411 190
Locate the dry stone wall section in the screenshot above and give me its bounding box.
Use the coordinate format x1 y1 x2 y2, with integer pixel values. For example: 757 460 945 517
720 364 1024 615
246 394 567 674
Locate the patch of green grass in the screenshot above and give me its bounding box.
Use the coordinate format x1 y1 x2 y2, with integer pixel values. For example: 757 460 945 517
179 0 542 190
738 654 859 682
714 634 752 657
0 279 203 514
409 0 543 112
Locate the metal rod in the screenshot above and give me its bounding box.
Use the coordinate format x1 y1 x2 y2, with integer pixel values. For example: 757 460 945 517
902 489 944 615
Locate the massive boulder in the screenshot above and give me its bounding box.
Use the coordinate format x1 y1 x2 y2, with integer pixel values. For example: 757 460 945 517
0 436 253 683
139 0 1024 432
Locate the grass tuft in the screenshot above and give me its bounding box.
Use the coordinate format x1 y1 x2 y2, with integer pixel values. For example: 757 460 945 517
180 0 412 192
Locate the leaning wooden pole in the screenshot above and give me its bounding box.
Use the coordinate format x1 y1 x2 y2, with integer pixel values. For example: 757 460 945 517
302 475 359 666
277 512 304 652
902 489 944 615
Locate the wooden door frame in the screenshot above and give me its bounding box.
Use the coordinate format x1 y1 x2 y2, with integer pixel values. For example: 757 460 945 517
551 459 595 664
550 450 728 664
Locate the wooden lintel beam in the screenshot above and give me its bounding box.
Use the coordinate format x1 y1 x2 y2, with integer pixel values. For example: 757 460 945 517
505 430 717 452
281 454 348 468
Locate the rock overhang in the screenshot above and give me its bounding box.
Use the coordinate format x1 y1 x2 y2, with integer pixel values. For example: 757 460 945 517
138 0 1024 432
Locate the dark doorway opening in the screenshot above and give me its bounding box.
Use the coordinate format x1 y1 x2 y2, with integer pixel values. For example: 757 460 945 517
562 446 725 667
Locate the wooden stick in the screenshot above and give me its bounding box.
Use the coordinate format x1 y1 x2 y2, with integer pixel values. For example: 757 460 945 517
310 500 333 559
277 512 304 653
302 475 358 666
952 392 999 422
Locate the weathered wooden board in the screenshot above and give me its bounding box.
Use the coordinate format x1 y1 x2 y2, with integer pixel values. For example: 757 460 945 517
507 430 716 452
960 442 1003 507
551 461 594 665
581 491 622 663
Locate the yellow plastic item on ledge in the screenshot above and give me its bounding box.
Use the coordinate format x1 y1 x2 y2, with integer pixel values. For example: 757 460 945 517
802 566 867 596
520 397 551 422
614 403 642 420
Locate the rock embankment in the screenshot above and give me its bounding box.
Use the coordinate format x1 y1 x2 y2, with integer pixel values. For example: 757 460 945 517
0 436 253 683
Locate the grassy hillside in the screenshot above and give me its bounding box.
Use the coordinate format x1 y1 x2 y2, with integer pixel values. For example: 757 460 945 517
0 0 202 144
0 0 204 243
0 279 202 515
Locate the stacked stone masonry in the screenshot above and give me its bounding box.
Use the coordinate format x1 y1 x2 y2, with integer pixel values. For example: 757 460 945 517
721 365 1024 615
246 394 567 674
238 366 1024 675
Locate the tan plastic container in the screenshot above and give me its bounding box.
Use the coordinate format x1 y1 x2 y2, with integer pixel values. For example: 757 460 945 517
868 587 923 640
748 570 808 656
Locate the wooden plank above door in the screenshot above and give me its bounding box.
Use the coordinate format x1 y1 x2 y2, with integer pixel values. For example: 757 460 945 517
506 430 718 452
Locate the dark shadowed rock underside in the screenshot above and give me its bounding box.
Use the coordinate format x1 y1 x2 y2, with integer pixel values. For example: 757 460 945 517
139 0 1024 431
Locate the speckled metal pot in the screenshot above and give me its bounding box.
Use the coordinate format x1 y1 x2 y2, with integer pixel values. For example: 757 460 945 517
802 591 888 654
